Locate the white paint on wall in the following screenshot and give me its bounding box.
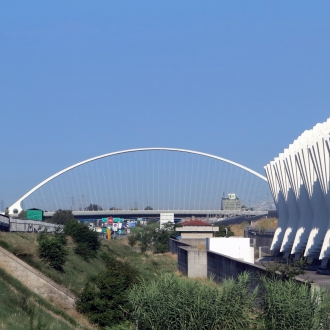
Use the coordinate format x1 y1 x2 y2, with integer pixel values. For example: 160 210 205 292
206 237 254 264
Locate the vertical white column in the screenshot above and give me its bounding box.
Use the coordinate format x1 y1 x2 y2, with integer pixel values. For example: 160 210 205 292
285 142 313 257
265 118 330 262
296 129 329 260
264 162 288 253
311 120 330 262
274 151 300 255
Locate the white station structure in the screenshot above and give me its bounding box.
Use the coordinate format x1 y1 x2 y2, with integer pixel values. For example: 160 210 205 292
265 118 330 266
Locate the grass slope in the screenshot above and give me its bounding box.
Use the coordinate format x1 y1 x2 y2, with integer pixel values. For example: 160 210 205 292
0 232 177 293
0 267 85 330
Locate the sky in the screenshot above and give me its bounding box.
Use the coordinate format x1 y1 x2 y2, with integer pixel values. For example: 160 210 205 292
1 1 330 209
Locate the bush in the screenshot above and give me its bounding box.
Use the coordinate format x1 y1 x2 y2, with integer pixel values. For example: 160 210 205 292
38 236 68 271
64 220 100 259
127 234 137 249
214 225 234 237
76 255 139 328
128 272 258 330
133 222 176 254
50 209 76 225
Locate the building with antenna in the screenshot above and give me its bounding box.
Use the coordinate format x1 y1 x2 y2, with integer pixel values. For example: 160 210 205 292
221 193 241 210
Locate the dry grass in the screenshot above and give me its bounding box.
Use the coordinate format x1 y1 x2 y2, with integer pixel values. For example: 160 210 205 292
230 221 249 236
229 218 278 236
253 217 278 230
196 244 206 251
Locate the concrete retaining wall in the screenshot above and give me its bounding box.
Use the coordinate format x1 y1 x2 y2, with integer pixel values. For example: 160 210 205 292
0 246 76 309
178 246 207 278
207 250 266 289
169 239 191 254
178 246 188 276
181 238 207 247
169 238 206 254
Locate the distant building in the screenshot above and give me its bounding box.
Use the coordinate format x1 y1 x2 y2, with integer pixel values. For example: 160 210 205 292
221 193 241 210
176 220 219 238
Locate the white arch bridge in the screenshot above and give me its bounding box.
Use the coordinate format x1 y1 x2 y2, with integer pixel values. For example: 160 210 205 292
8 148 272 216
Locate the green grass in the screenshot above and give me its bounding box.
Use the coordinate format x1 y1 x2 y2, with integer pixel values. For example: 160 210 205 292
102 237 177 281
0 267 82 330
0 232 108 295
0 231 177 292
0 231 177 329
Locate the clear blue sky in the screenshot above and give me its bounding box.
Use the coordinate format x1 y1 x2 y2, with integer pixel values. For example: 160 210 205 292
1 1 330 208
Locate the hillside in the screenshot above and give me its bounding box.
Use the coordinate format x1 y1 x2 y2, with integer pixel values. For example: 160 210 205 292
0 266 91 330
0 230 177 328
0 232 177 295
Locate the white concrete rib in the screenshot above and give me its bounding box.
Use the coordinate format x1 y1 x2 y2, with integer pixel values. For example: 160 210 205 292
267 118 330 263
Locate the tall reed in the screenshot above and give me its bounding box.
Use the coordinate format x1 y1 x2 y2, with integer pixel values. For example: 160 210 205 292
128 272 258 330
260 277 330 330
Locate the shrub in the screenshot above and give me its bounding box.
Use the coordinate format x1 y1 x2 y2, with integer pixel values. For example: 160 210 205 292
50 209 76 225
64 220 100 259
127 234 137 249
0 239 10 249
38 236 68 270
76 255 139 328
133 222 176 254
214 225 234 237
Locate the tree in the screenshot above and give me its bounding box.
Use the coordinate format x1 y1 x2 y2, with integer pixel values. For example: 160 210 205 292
76 254 139 328
64 220 100 259
214 225 234 237
133 222 176 254
153 224 176 253
144 206 153 210
85 204 103 211
147 217 157 225
139 232 152 253
50 209 76 225
17 210 27 219
38 235 68 271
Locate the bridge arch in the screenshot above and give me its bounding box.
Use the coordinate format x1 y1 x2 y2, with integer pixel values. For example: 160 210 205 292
8 147 267 214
